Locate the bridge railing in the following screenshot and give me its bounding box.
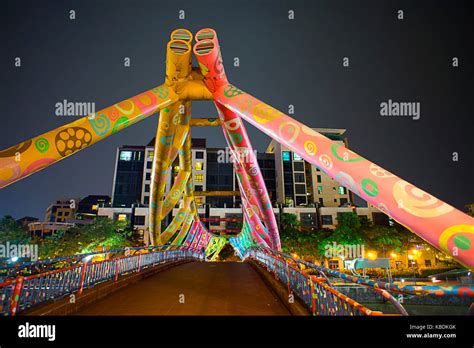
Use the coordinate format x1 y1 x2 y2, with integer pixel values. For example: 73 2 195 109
274 249 472 297
244 248 397 316
0 245 193 279
0 247 203 316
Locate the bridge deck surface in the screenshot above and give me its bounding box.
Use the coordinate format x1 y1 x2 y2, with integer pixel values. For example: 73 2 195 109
76 261 290 315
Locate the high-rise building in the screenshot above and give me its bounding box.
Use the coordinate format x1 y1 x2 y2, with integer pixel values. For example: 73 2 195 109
111 145 145 207
141 139 172 206
257 153 277 203
206 148 234 208
103 131 390 236
266 128 353 207
190 138 207 207
110 130 352 211
112 138 209 208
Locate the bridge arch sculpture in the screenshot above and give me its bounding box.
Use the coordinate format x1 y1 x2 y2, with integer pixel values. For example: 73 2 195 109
0 28 472 268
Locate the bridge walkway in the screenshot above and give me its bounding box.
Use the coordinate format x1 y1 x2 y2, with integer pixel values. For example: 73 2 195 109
76 261 290 315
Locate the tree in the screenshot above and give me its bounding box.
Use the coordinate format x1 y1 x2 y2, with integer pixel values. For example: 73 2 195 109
279 213 329 261
280 212 301 230
39 218 136 259
364 225 404 256
0 216 31 244
315 213 365 256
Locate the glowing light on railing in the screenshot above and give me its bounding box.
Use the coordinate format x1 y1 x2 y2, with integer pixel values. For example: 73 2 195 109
82 255 93 263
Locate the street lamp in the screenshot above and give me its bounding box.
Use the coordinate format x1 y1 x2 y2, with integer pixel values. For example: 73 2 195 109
367 251 377 260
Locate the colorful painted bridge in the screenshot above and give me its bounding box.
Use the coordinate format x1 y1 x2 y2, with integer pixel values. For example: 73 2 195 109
0 28 473 315
1 246 472 316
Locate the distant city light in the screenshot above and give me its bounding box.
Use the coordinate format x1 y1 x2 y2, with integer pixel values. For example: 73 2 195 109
11 256 19 262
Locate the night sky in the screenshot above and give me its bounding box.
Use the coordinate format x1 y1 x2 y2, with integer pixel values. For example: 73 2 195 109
1 0 473 219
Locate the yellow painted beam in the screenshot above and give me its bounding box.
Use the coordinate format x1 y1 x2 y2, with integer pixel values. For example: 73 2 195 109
194 191 240 197
190 118 221 126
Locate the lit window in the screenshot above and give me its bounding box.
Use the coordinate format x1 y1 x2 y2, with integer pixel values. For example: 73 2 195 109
195 197 203 206
91 204 98 211
147 151 154 159
195 162 203 171
117 214 127 221
338 186 346 195
119 151 132 161
194 174 203 182
293 153 302 160
282 152 291 161
317 185 323 194
174 166 180 173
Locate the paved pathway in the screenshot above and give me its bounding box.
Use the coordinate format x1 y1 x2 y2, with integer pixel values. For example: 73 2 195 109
76 261 290 315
